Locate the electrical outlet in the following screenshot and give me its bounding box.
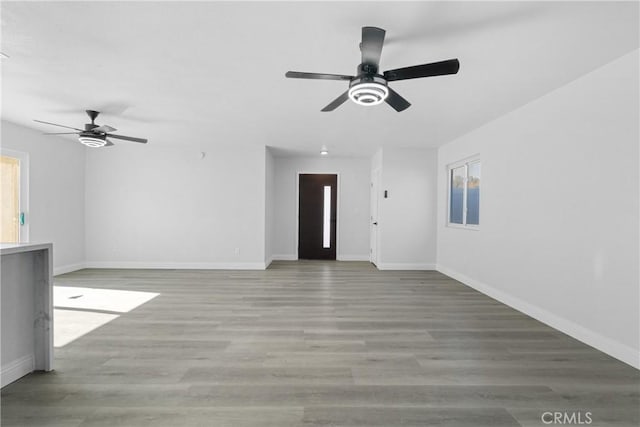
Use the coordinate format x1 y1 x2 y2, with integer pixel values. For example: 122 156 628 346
234 247 240 256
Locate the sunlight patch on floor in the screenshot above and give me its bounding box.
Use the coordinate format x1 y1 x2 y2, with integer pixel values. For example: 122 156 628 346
54 309 119 347
54 286 160 313
53 287 159 347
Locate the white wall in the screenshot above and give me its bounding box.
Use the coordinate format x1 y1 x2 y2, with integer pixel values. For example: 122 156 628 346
371 148 382 172
265 147 275 266
1 121 85 274
377 147 438 270
272 156 370 261
1 251 36 386
85 144 266 269
437 50 639 368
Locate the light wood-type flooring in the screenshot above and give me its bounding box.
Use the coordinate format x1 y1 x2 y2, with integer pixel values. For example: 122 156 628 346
2 261 639 426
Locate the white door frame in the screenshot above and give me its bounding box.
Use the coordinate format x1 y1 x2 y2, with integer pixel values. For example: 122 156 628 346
1 148 30 243
370 168 380 265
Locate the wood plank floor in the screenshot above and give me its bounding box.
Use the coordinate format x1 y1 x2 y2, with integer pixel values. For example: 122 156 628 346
2 261 638 426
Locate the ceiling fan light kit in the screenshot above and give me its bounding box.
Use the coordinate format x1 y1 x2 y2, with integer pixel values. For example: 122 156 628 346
78 134 107 148
348 77 389 106
286 26 459 112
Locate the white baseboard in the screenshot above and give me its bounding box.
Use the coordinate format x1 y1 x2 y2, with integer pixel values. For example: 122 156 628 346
436 264 640 370
272 254 297 261
376 263 436 271
84 261 267 270
337 254 370 261
272 254 371 262
54 262 85 276
1 354 34 388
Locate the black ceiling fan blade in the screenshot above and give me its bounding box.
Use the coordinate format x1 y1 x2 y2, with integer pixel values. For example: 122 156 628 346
34 119 83 131
321 91 350 112
384 59 460 82
286 71 353 81
106 134 148 144
385 87 411 112
105 139 115 147
360 26 386 67
43 132 80 135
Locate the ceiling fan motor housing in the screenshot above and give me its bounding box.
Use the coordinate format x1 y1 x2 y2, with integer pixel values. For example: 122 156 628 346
348 74 389 106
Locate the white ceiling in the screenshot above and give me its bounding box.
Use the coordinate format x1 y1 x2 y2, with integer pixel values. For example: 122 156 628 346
1 1 637 157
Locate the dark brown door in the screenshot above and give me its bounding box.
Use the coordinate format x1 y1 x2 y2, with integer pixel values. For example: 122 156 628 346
298 174 337 260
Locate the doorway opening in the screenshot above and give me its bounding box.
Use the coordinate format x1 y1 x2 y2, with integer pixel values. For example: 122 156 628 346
298 174 337 260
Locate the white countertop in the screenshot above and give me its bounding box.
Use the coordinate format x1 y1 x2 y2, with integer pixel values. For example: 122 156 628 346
0 242 53 256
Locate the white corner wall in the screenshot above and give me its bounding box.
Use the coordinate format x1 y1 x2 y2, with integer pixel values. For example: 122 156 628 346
272 156 370 261
1 121 85 275
265 147 275 267
437 50 640 368
85 144 266 269
377 147 438 270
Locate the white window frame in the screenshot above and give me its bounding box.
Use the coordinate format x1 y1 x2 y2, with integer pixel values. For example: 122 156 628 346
447 155 480 230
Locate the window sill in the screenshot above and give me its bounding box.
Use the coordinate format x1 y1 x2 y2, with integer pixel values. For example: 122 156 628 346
447 223 480 231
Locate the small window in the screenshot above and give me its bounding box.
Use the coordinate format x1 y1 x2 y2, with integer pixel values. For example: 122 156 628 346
448 158 480 228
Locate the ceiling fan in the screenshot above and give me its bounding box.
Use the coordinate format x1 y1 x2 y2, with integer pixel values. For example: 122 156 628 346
34 110 148 148
286 26 460 112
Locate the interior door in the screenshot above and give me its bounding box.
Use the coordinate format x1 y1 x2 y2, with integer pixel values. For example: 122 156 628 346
1 155 20 243
370 169 380 265
298 174 337 260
